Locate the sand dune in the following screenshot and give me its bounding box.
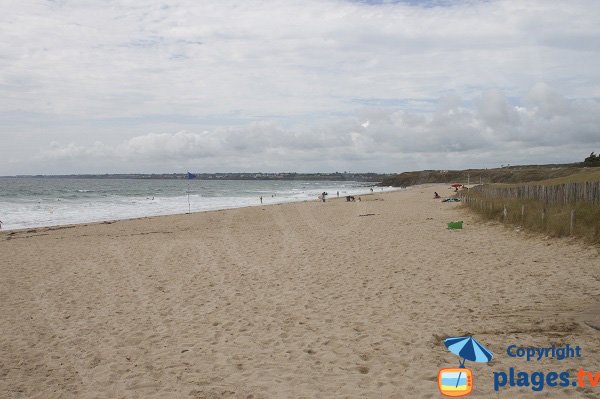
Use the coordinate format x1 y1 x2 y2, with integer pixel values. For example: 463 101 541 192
1 185 598 398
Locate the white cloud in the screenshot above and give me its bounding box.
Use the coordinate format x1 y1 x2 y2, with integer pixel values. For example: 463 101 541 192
2 0 600 174
42 141 112 160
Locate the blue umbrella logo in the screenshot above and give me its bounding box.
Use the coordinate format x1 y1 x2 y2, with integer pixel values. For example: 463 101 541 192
445 336 493 366
443 336 493 390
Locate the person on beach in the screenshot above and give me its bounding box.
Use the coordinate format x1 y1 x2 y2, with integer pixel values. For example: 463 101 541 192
260 196 263 204
337 191 339 197
0 220 3 230
321 192 327 202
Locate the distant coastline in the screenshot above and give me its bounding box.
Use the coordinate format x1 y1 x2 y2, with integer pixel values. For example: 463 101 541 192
5 172 391 182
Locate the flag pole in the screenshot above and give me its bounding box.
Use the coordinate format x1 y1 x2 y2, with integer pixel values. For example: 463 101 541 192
187 172 191 214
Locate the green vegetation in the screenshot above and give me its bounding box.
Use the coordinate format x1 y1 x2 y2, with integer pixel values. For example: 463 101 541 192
381 164 583 187
460 173 600 244
493 168 600 186
583 152 600 167
462 195 600 243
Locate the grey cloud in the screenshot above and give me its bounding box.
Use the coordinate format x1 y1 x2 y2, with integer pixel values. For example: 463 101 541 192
38 88 600 170
478 90 519 127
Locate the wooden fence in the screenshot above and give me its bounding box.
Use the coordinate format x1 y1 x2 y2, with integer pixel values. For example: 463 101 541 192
458 180 600 239
465 180 600 205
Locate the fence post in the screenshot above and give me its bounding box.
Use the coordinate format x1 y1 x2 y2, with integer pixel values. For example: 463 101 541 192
541 207 545 224
521 205 525 222
570 209 575 235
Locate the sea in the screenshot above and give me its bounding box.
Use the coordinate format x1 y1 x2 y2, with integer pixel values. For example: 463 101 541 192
0 177 397 231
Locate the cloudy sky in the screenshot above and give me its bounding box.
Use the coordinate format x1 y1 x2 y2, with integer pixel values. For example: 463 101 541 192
2 0 600 175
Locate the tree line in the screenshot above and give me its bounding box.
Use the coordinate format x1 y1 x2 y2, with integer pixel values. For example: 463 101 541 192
584 152 600 166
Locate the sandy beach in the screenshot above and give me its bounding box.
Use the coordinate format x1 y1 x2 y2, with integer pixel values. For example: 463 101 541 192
1 185 598 398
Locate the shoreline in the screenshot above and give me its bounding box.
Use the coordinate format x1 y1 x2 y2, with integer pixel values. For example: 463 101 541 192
1 187 399 233
1 184 598 398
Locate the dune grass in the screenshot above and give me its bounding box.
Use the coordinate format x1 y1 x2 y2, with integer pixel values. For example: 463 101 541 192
381 164 592 187
491 168 600 187
462 191 600 244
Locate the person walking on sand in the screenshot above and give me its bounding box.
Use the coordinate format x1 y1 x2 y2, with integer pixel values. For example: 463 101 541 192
260 196 263 204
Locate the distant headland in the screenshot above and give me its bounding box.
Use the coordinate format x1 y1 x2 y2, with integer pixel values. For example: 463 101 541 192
8 172 391 182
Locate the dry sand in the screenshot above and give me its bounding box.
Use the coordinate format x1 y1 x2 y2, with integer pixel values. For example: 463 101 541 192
0 185 598 398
